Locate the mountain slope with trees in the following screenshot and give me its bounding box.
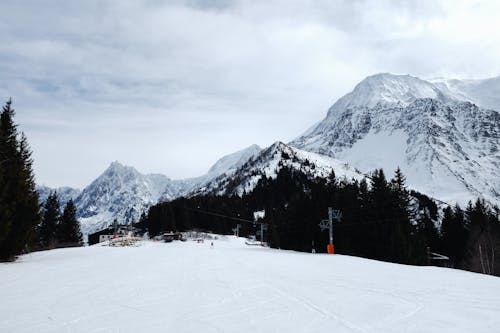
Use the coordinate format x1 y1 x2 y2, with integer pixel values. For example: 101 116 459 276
141 162 500 275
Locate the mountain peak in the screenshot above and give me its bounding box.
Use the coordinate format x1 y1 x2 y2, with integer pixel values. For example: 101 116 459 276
291 73 500 206
108 160 125 169
267 141 295 155
104 161 138 175
327 73 451 117
193 142 363 197
207 144 261 175
269 140 287 149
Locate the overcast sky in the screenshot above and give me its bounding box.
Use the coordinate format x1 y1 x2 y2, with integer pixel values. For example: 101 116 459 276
1 0 499 188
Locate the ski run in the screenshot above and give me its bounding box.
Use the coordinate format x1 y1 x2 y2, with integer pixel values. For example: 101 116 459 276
1 235 500 333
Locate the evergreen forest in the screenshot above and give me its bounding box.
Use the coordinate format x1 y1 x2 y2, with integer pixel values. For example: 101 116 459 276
139 166 500 276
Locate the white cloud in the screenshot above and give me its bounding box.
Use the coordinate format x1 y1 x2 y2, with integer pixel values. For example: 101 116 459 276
0 0 499 187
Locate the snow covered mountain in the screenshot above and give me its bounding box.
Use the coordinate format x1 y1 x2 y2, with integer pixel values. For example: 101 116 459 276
74 162 173 234
158 144 262 200
192 141 364 197
432 76 500 111
291 73 500 206
37 73 500 234
38 145 262 235
37 185 81 206
207 144 262 176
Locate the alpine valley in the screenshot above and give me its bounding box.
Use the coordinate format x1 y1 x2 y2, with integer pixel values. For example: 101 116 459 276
38 73 500 235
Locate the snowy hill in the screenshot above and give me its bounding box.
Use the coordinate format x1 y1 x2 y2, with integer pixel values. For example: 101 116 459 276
2 237 500 332
193 141 364 197
291 73 500 206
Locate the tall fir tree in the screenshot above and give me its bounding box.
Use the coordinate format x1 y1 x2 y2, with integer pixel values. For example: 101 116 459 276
390 167 411 209
0 99 40 260
368 169 393 260
38 192 61 248
441 204 468 267
389 167 415 264
464 199 500 275
57 199 83 246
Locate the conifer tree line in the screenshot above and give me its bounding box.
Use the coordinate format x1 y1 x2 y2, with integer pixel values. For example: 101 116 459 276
38 192 83 249
139 166 500 276
0 100 82 260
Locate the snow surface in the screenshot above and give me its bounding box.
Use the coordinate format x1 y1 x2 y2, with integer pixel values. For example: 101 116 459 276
336 130 478 205
1 237 500 332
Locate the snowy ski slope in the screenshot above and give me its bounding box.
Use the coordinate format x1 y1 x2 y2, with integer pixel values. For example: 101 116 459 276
1 237 500 332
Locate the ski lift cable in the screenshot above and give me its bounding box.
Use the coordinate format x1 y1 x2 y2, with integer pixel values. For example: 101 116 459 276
430 252 450 260
187 207 432 229
186 207 269 226
272 217 418 233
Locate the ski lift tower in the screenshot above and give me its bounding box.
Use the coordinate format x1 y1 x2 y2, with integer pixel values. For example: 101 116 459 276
319 207 341 254
253 210 266 245
232 224 241 237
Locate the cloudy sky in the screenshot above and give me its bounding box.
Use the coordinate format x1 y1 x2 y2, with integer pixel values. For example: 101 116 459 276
1 0 499 188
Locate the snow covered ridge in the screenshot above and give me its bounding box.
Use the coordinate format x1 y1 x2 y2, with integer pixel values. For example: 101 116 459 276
291 73 500 207
37 185 81 206
431 75 500 111
37 145 262 235
191 141 364 197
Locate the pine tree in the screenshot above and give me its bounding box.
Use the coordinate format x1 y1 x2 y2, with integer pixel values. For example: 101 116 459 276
370 169 391 255
390 167 410 207
0 99 40 260
464 199 500 275
327 169 336 187
0 99 18 254
441 206 454 251
441 205 468 267
388 168 414 263
57 199 83 246
38 192 61 248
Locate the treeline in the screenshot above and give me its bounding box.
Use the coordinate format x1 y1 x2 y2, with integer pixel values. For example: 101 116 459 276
441 201 500 275
140 166 500 276
38 192 83 249
0 100 82 261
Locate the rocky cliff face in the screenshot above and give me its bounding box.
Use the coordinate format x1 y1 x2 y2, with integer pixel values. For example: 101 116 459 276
291 73 500 205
